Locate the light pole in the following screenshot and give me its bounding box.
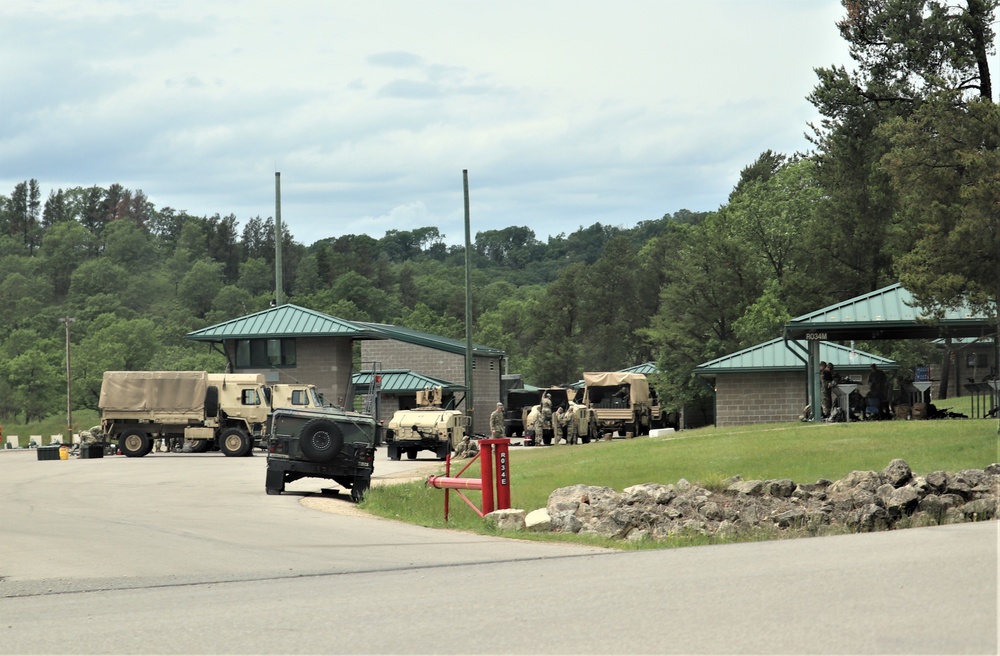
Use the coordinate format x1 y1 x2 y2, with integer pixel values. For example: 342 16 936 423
59 317 74 441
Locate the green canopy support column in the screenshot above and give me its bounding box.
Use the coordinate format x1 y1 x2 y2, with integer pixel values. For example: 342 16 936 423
809 339 822 422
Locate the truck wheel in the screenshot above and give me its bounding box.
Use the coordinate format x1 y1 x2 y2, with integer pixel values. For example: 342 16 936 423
119 430 150 458
351 478 370 503
406 449 417 460
265 467 285 495
298 419 344 462
219 427 253 457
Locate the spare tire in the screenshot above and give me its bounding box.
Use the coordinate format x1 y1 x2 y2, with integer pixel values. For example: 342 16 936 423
298 419 344 462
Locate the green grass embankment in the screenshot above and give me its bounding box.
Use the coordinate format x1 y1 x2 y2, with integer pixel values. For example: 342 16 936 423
1 410 100 447
362 419 1000 548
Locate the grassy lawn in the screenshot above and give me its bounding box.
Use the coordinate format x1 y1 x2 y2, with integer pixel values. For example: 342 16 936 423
1 410 101 447
362 418 1000 546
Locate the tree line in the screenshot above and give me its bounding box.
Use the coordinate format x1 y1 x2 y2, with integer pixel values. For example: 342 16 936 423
1 0 996 424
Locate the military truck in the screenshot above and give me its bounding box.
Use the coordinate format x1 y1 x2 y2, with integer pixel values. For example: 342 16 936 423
503 388 540 437
100 371 270 457
177 377 328 454
265 406 377 501
384 387 471 461
581 371 652 437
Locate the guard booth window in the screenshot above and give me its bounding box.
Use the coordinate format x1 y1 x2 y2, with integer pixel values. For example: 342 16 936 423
235 338 296 367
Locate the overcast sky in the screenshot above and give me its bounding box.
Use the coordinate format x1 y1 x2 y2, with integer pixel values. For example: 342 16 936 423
1 1 853 246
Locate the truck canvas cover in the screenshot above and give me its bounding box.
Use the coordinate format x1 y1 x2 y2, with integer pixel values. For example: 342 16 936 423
99 371 208 414
582 372 650 404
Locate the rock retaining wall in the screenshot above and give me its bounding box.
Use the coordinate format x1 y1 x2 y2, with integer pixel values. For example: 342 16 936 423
511 460 1000 541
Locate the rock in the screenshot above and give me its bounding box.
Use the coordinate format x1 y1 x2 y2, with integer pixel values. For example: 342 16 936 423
523 461 997 542
882 459 913 487
924 470 948 492
829 470 883 494
884 485 920 518
773 508 807 528
763 479 796 498
985 463 1000 476
727 480 764 496
525 508 551 532
699 501 724 521
961 498 996 521
485 508 526 531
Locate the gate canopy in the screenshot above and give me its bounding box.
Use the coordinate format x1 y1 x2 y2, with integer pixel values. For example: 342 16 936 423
783 283 996 342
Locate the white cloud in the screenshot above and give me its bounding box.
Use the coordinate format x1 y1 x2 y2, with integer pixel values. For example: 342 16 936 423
0 0 852 246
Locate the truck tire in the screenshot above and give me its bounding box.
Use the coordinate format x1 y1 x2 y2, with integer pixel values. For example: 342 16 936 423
265 466 285 495
406 448 417 460
351 477 370 503
205 386 219 418
120 430 151 458
298 419 344 462
219 427 253 457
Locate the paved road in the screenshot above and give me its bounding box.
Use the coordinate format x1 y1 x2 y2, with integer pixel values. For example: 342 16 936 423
1 448 996 654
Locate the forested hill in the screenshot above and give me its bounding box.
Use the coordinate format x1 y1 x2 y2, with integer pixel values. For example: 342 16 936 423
1 0 996 424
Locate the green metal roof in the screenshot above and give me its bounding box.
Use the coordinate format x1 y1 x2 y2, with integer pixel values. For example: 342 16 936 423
186 304 387 342
351 369 466 393
619 362 657 375
356 322 505 357
695 338 897 375
784 283 995 341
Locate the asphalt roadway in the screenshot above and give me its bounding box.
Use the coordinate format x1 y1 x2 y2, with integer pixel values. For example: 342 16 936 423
0 447 997 655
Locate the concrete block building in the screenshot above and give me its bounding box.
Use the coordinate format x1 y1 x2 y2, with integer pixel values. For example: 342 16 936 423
357 322 505 435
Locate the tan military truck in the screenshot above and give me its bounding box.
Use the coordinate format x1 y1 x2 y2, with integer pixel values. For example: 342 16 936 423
384 386 471 461
581 371 652 437
100 371 269 457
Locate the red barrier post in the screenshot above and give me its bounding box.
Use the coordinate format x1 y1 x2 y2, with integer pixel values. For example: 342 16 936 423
480 440 495 515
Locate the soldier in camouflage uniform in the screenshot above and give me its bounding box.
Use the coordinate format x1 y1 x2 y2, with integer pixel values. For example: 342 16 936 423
489 402 504 439
79 425 104 444
564 406 578 445
453 434 480 459
540 394 553 445
526 404 542 446
552 407 566 444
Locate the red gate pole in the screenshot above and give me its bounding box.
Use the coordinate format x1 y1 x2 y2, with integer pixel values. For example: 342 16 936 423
480 440 495 515
444 454 451 521
494 439 511 509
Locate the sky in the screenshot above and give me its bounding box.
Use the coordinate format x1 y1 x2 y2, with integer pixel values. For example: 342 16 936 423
0 1 854 247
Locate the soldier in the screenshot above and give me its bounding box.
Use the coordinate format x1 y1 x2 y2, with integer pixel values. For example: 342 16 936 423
453 434 479 459
552 407 566 444
564 406 578 445
490 402 504 439
526 404 542 446
540 394 553 445
79 425 104 444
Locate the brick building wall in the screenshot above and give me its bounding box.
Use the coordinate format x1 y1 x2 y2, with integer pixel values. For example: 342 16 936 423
714 371 808 427
226 336 355 406
361 340 502 434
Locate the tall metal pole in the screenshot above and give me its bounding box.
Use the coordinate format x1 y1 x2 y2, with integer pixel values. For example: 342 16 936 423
463 170 474 432
60 317 74 440
274 172 284 306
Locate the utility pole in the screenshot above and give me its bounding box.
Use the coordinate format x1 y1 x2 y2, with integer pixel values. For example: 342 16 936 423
59 316 74 440
463 170 474 432
274 171 284 306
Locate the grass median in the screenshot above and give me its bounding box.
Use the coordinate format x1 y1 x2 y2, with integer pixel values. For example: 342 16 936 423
362 418 1000 548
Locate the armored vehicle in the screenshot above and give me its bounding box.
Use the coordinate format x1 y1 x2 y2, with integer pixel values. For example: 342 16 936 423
265 406 377 501
384 387 470 461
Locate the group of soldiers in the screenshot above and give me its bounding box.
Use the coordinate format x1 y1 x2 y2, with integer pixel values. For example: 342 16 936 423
519 394 585 446
453 393 588 459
